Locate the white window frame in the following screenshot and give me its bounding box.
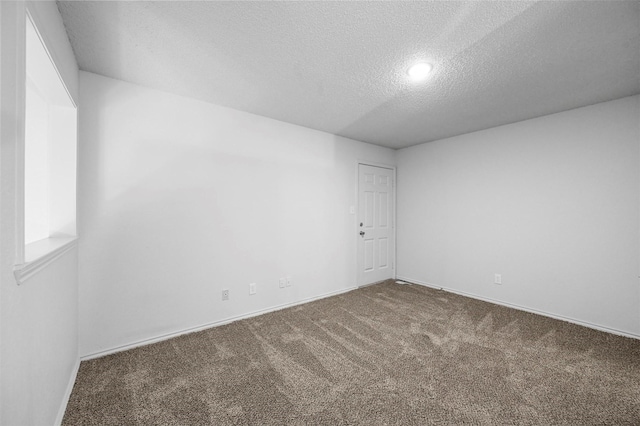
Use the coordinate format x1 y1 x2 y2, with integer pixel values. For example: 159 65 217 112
13 7 78 285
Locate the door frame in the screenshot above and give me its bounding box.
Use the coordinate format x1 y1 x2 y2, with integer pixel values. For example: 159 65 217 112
355 161 397 287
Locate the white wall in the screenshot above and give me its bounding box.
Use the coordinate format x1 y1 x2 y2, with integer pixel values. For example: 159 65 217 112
1 250 78 425
0 1 79 425
397 95 640 336
78 71 396 357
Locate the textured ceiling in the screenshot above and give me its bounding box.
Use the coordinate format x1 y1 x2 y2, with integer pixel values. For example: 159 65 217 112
57 1 640 149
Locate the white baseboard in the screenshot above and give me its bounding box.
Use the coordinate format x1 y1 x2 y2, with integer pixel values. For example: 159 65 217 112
55 356 80 426
396 276 640 340
81 285 358 361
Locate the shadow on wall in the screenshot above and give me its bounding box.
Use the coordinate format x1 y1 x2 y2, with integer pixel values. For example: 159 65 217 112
79 138 338 347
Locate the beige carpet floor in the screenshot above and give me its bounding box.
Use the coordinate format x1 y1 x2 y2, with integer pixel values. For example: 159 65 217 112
63 280 640 425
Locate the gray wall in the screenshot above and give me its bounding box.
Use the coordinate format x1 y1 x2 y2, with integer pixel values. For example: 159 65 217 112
0 2 79 425
77 71 396 357
397 95 640 336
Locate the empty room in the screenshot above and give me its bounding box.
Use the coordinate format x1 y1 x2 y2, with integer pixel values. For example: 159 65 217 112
1 1 639 425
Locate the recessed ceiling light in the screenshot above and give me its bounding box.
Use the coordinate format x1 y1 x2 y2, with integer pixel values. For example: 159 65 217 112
407 62 432 82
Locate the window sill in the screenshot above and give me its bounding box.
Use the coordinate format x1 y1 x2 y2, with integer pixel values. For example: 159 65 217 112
13 236 77 285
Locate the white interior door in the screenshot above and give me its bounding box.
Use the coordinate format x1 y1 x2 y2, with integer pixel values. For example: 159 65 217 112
357 164 394 286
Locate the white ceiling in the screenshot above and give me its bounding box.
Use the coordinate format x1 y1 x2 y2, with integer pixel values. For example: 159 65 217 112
57 1 640 149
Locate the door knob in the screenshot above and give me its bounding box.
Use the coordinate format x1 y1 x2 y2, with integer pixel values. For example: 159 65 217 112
360 231 365 236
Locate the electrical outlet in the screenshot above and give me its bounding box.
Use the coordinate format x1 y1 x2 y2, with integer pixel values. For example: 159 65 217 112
222 289 229 300
286 276 291 287
279 278 286 288
494 274 502 285
249 283 256 295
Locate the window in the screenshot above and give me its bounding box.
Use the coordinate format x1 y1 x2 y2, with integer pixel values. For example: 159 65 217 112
14 13 77 283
